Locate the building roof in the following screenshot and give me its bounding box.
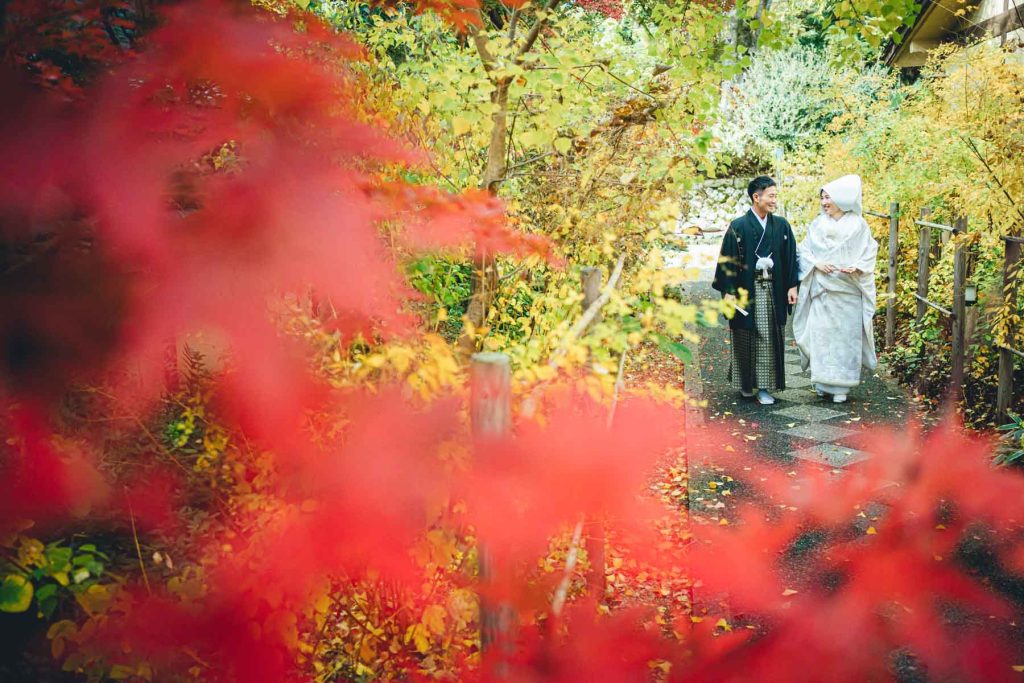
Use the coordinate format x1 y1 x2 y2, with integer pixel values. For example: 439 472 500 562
884 1 1023 67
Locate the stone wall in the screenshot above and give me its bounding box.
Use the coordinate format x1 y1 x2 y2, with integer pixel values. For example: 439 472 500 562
677 178 750 234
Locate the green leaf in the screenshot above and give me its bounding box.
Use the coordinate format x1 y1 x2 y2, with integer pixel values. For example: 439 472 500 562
36 583 58 619
35 583 57 602
0 574 34 613
109 664 136 680
553 137 572 155
655 334 693 364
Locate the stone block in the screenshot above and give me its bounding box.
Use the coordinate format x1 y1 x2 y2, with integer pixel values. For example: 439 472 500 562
791 443 870 468
772 404 844 422
773 388 819 404
782 423 858 443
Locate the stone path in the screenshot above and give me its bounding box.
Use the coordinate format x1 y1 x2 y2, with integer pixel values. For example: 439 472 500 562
678 236 915 628
677 237 913 472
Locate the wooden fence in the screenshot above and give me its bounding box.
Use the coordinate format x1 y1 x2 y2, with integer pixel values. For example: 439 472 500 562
472 262 622 652
867 204 1024 421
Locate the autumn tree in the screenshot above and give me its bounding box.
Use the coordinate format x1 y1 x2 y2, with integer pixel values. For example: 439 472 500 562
4 2 1022 683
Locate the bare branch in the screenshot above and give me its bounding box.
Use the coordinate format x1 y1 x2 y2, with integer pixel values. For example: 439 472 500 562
467 9 497 72
551 519 585 616
554 254 626 361
516 0 562 62
507 151 555 172
508 7 520 42
959 134 1024 224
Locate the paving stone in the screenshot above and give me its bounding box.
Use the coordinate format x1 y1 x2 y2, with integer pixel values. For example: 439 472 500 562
785 362 805 376
782 423 858 443
773 388 820 404
791 443 870 467
784 375 814 389
773 404 844 422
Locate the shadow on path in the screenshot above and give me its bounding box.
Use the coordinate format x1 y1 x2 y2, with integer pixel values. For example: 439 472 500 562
683 271 913 471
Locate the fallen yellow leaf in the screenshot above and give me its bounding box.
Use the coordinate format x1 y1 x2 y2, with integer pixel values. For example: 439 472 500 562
782 588 798 596
715 618 732 632
866 526 877 535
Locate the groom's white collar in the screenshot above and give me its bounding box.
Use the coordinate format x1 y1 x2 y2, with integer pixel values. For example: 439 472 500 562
750 209 769 229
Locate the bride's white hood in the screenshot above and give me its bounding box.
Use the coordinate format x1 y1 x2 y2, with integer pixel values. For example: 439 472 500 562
822 174 863 216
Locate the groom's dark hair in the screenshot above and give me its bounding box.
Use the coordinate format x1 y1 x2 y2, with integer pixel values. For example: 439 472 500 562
747 175 777 201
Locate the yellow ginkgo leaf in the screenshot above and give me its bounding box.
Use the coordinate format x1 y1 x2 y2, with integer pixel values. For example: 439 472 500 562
452 116 472 136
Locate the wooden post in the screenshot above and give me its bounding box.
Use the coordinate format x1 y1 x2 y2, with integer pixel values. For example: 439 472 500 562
471 352 511 654
997 238 1022 422
886 202 899 348
580 266 607 600
581 267 602 324
951 216 968 392
916 208 932 323
471 352 511 438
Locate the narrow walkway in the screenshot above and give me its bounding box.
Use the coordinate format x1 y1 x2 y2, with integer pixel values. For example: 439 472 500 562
677 236 913 471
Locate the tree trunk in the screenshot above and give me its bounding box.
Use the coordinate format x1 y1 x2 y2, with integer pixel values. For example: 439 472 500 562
458 79 511 355
458 0 559 356
482 79 511 192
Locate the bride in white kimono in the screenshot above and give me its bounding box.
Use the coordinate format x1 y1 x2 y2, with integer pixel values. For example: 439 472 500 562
793 174 878 403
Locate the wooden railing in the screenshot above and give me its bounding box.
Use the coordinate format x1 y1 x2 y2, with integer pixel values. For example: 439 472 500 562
870 202 1023 421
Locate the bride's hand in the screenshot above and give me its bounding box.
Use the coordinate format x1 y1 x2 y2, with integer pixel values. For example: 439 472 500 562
839 267 859 274
816 263 836 274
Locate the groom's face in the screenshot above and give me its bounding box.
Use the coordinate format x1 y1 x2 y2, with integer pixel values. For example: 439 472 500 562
753 186 778 215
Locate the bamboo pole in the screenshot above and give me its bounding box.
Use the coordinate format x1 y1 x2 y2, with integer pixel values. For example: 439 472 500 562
886 202 899 348
997 238 1022 422
951 216 968 392
916 208 932 324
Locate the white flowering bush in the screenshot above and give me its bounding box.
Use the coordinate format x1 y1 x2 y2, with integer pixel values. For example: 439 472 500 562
711 45 887 169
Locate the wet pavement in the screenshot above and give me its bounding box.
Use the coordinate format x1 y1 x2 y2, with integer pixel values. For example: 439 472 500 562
678 236 913 471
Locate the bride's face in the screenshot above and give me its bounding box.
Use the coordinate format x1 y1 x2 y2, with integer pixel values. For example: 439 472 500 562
820 192 843 219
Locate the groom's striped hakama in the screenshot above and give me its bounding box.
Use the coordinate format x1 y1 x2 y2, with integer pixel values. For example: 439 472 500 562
728 275 785 394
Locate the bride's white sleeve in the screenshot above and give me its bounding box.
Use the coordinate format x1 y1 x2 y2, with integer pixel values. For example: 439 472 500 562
850 218 878 274
797 221 819 280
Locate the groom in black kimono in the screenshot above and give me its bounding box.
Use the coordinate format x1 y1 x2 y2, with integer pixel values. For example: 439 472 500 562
712 176 799 405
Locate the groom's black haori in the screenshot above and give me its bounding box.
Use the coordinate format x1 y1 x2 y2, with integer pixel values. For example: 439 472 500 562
712 177 800 395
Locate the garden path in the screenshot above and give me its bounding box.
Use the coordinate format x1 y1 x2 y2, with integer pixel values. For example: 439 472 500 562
675 235 915 473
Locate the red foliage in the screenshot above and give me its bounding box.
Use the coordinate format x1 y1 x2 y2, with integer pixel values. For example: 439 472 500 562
575 0 625 21
0 405 108 528
680 423 1024 682
3 0 144 96
0 0 545 407
466 398 682 566
2 1 1024 682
